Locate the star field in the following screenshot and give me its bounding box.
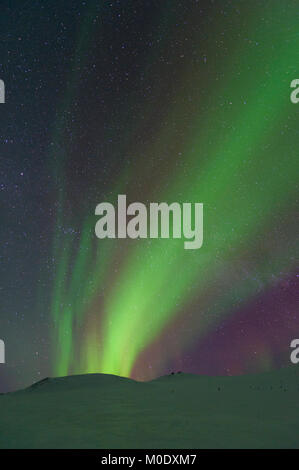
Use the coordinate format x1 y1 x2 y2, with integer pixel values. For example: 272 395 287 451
0 0 298 392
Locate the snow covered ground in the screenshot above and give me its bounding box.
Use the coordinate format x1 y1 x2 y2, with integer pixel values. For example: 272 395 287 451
0 367 298 448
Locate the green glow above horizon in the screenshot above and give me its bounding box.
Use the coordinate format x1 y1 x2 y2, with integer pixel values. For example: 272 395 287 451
51 4 299 378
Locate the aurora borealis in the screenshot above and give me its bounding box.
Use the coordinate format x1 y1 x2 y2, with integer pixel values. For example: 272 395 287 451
0 1 298 392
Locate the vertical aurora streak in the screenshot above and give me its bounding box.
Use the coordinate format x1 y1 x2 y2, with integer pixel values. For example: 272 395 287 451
50 2 299 380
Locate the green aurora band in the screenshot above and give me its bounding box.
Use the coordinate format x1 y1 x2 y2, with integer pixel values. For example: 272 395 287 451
51 3 299 378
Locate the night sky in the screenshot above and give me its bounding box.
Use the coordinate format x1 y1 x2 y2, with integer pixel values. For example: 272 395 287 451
0 0 298 392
